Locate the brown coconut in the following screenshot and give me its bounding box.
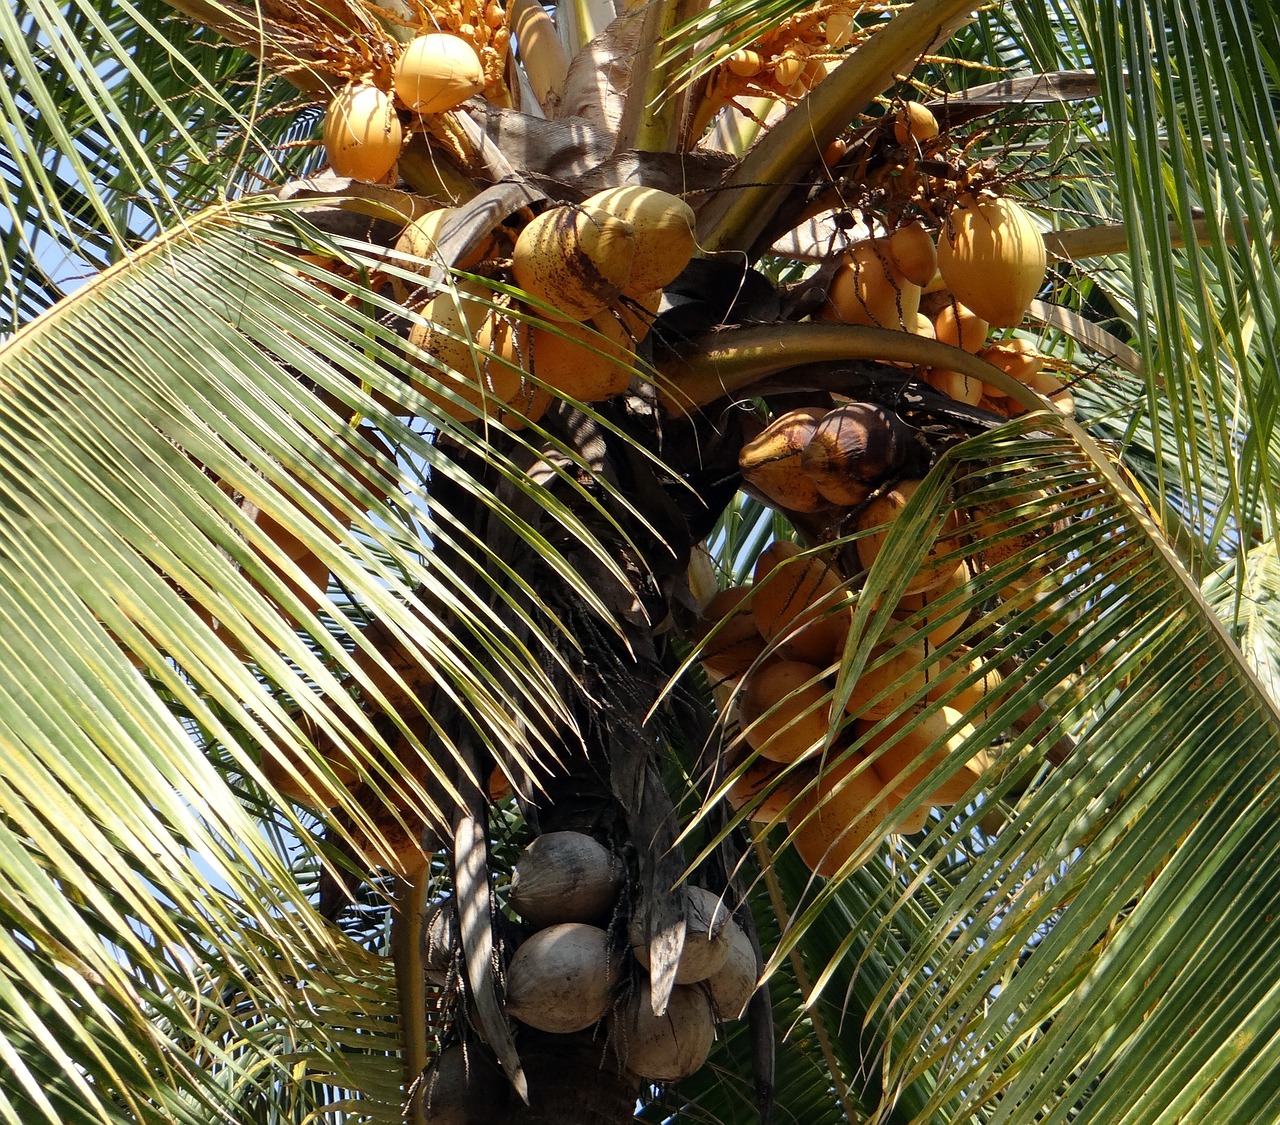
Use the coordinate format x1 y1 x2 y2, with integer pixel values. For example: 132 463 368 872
694 586 766 682
706 916 757 1021
505 922 621 1034
511 205 636 322
856 480 966 595
629 886 732 985
799 402 916 504
422 897 458 985
788 752 887 877
583 186 697 296
421 1043 508 1123
739 407 829 513
509 831 624 929
751 540 850 665
738 660 832 764
323 82 402 183
610 980 716 1081
938 193 1047 328
394 32 485 115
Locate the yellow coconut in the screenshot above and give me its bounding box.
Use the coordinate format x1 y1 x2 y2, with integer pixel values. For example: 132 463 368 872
856 480 967 595
393 207 495 300
738 660 833 764
977 337 1045 391
262 708 361 808
938 193 1047 328
583 186 697 296
512 205 636 322
725 48 763 76
751 541 851 665
505 922 621 1034
509 831 624 929
394 32 485 115
530 312 634 401
823 240 920 329
610 287 664 342
887 221 938 287
892 560 972 647
695 586 766 682
799 402 914 505
965 484 1057 575
844 642 929 722
788 752 887 877
406 282 527 421
726 756 813 823
923 366 984 406
324 82 402 183
858 704 980 806
739 407 829 513
934 301 990 353
893 100 939 145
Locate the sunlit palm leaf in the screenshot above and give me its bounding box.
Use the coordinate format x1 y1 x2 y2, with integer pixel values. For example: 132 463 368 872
0 197 655 1119
725 416 1280 1123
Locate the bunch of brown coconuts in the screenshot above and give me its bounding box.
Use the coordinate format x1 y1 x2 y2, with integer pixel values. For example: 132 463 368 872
424 830 758 1094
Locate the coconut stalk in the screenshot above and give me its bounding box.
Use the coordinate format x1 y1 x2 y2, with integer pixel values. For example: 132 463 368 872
656 322 1048 417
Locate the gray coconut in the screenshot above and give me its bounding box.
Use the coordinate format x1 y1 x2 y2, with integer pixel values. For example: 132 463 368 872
422 898 458 986
505 922 621 1034
509 831 624 929
609 979 716 1082
706 916 757 1021
629 886 732 985
420 1042 507 1124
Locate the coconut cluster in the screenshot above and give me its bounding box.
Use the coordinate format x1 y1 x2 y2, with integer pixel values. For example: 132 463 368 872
815 203 1062 415
322 0 510 185
386 185 695 424
696 459 1066 873
485 830 757 1084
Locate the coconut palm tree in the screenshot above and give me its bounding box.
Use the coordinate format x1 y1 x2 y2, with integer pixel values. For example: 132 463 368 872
4 0 1280 1121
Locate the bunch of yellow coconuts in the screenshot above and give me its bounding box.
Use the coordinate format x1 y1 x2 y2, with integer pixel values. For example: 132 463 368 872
424 830 756 1093
386 183 695 424
697 504 1026 876
817 186 1065 417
